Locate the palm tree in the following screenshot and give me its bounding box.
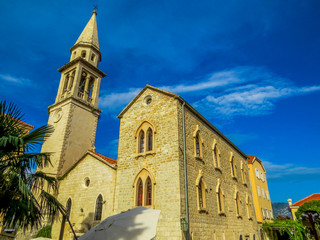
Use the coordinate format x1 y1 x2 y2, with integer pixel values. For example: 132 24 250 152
0 101 63 231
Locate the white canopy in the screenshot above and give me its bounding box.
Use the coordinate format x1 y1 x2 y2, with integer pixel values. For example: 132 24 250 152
79 207 161 240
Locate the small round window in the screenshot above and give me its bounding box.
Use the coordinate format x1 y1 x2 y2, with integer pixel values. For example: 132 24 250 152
84 177 90 187
144 95 152 105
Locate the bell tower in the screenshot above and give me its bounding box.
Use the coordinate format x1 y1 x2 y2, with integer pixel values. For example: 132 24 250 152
41 10 106 176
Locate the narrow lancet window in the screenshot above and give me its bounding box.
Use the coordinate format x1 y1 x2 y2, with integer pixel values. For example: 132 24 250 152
198 179 203 208
137 178 143 206
94 194 103 221
66 198 72 218
195 134 200 157
146 177 152 205
147 128 153 151
79 72 87 97
139 131 145 153
236 192 240 216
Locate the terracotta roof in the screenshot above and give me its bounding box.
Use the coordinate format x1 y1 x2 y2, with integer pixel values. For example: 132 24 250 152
18 119 34 129
292 193 320 207
247 155 255 163
89 150 117 165
3 113 34 129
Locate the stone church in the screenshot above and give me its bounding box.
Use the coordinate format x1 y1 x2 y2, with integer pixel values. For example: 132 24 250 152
40 10 260 240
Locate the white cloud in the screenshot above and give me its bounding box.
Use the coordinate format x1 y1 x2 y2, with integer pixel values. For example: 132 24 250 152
99 88 141 110
263 161 320 180
0 73 31 85
98 66 320 118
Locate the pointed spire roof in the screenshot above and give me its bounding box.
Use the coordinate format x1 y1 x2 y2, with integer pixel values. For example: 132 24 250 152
74 10 99 50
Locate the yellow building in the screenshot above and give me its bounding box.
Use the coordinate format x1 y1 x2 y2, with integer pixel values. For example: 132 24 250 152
39 10 260 240
247 155 273 239
288 193 320 220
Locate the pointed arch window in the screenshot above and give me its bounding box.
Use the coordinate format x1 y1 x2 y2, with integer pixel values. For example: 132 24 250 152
87 77 95 100
212 141 220 169
193 125 203 159
139 131 145 153
136 122 156 155
195 134 200 157
63 74 70 93
146 177 152 206
216 179 225 215
78 72 87 95
196 171 207 212
235 191 241 217
94 194 103 221
66 198 72 218
137 178 143 206
147 128 153 151
133 169 155 208
230 154 237 179
241 162 247 186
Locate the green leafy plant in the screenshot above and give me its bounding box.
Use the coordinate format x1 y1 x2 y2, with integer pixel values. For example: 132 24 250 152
263 219 307 240
35 225 52 238
0 101 64 231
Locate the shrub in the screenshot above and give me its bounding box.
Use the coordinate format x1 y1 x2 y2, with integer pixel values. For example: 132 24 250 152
35 225 51 238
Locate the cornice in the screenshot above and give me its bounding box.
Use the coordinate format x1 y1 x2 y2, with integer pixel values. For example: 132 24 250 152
58 57 106 77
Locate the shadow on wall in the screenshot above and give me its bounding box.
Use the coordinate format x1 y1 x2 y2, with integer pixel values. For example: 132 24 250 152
78 207 152 240
79 212 94 234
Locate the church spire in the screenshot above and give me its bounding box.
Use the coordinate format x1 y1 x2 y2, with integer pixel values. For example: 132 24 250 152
74 10 99 50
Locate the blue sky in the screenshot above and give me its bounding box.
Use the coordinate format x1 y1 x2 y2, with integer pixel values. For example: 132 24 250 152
1 0 319 203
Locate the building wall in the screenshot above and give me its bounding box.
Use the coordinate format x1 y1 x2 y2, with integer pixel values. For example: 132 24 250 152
248 159 273 237
115 88 183 239
51 154 116 240
178 105 258 240
40 99 99 176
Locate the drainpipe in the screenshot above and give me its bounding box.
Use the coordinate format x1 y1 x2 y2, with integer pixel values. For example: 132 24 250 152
182 101 189 238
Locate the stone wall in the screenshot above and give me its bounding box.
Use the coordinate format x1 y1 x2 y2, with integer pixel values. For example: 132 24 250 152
51 154 116 240
176 102 259 240
115 88 183 239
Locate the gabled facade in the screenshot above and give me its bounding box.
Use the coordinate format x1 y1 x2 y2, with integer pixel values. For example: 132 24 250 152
115 86 259 239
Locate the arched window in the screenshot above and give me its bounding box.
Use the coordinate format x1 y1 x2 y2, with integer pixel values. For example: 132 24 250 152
63 74 69 93
94 194 103 221
196 170 207 211
136 122 156 154
193 125 203 159
230 154 237 178
216 179 224 214
137 178 143 206
235 192 241 216
198 179 204 208
88 77 95 98
78 71 87 95
133 169 155 207
195 134 200 157
139 131 145 153
246 195 252 219
66 198 72 218
81 50 86 58
212 141 220 168
145 177 152 206
241 162 246 185
147 128 153 151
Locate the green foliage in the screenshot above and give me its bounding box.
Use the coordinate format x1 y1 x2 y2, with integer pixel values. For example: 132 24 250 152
0 101 64 231
263 219 307 240
296 200 320 220
35 225 52 238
